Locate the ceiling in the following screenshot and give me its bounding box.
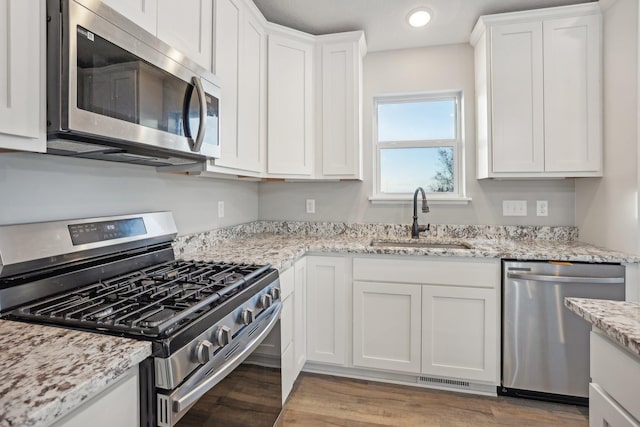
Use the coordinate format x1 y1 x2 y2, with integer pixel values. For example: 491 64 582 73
251 0 598 52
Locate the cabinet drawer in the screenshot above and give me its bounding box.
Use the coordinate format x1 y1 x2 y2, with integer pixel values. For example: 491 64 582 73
591 331 640 421
279 267 295 300
353 257 499 288
589 383 639 427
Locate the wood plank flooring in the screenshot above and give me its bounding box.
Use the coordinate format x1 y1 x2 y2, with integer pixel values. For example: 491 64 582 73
279 373 589 426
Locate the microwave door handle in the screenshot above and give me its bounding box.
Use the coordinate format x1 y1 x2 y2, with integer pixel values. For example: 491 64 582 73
189 76 207 152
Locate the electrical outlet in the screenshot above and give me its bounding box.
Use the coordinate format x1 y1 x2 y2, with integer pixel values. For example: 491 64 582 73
218 201 224 218
305 199 315 214
502 200 527 216
536 200 549 217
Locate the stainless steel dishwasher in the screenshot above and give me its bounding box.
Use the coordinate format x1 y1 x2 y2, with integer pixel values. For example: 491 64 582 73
501 260 625 405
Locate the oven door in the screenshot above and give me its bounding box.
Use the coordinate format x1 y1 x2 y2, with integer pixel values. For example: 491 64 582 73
157 303 282 427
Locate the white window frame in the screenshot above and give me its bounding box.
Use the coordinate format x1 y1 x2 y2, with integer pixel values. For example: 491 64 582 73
370 91 469 204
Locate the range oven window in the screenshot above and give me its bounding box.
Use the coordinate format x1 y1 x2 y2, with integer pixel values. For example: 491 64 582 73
75 26 218 142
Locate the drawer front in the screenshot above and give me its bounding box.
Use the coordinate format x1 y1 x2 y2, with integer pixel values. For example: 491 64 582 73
353 257 499 288
589 383 640 427
591 331 640 421
279 266 295 300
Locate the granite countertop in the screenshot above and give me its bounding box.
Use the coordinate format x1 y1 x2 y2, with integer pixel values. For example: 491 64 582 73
177 233 640 272
565 298 640 358
0 320 152 427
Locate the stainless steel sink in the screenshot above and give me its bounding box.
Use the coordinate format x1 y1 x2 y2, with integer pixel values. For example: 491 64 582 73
369 240 472 249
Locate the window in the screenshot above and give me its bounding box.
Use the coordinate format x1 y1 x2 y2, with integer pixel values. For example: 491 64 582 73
372 92 465 202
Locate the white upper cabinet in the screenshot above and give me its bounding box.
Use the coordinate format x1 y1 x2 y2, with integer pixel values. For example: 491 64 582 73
316 32 366 180
471 3 602 178
267 31 315 177
211 0 266 174
103 0 213 71
101 0 158 35
156 0 213 71
0 0 46 153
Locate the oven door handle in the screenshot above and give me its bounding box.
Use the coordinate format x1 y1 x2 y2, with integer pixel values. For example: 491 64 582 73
172 302 282 413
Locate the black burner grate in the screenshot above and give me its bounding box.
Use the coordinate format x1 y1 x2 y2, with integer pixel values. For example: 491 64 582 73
13 260 271 337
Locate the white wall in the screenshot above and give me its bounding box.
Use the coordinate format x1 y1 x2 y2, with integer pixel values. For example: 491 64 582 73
259 43 577 226
575 0 639 253
0 153 259 235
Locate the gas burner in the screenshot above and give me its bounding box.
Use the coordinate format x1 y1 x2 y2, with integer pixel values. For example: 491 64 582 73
11 260 272 337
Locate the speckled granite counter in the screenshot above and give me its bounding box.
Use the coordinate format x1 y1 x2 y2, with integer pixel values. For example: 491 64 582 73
0 320 152 427
173 222 640 272
565 298 640 358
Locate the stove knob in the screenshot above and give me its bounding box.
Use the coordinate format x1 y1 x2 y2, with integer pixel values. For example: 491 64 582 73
241 308 254 325
270 287 281 301
215 325 232 347
195 340 214 365
260 293 273 309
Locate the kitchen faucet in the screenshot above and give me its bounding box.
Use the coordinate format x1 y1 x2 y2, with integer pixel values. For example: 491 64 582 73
411 187 430 239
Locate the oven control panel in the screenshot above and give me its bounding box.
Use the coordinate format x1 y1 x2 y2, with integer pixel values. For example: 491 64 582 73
68 217 147 245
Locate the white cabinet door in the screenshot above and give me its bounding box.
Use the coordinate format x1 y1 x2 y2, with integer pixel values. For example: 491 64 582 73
318 35 364 179
280 294 295 404
267 34 314 176
101 0 158 35
213 0 241 170
306 256 349 365
0 0 45 152
543 14 601 173
293 258 307 377
422 285 498 383
472 3 602 178
353 281 421 373
490 21 544 173
157 0 212 71
235 10 266 173
213 0 264 173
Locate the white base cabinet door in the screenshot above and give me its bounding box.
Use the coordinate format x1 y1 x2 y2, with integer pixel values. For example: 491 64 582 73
421 285 498 383
0 0 46 153
306 256 349 366
353 281 421 373
293 258 307 377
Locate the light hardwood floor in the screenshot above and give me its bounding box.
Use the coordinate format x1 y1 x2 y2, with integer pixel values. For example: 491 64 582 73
279 373 589 426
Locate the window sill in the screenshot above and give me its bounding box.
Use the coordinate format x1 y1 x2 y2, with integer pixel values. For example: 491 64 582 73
368 195 472 205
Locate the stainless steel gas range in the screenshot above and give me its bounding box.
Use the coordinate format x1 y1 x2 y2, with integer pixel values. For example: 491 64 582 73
0 212 283 426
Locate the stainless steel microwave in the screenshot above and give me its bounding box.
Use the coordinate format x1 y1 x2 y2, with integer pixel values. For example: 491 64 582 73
46 0 221 166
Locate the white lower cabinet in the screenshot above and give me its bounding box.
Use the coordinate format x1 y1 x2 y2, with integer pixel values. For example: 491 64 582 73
278 258 307 404
53 367 139 427
306 256 350 366
590 330 640 426
351 257 500 387
421 285 497 382
293 258 307 377
590 383 639 427
353 281 421 373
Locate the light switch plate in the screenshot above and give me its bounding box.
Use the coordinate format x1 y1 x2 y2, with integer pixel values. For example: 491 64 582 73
503 200 527 216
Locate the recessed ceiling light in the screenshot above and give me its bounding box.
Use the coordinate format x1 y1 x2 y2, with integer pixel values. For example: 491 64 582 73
407 8 432 28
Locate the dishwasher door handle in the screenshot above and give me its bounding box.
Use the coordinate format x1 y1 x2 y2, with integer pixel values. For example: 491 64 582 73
507 272 624 284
